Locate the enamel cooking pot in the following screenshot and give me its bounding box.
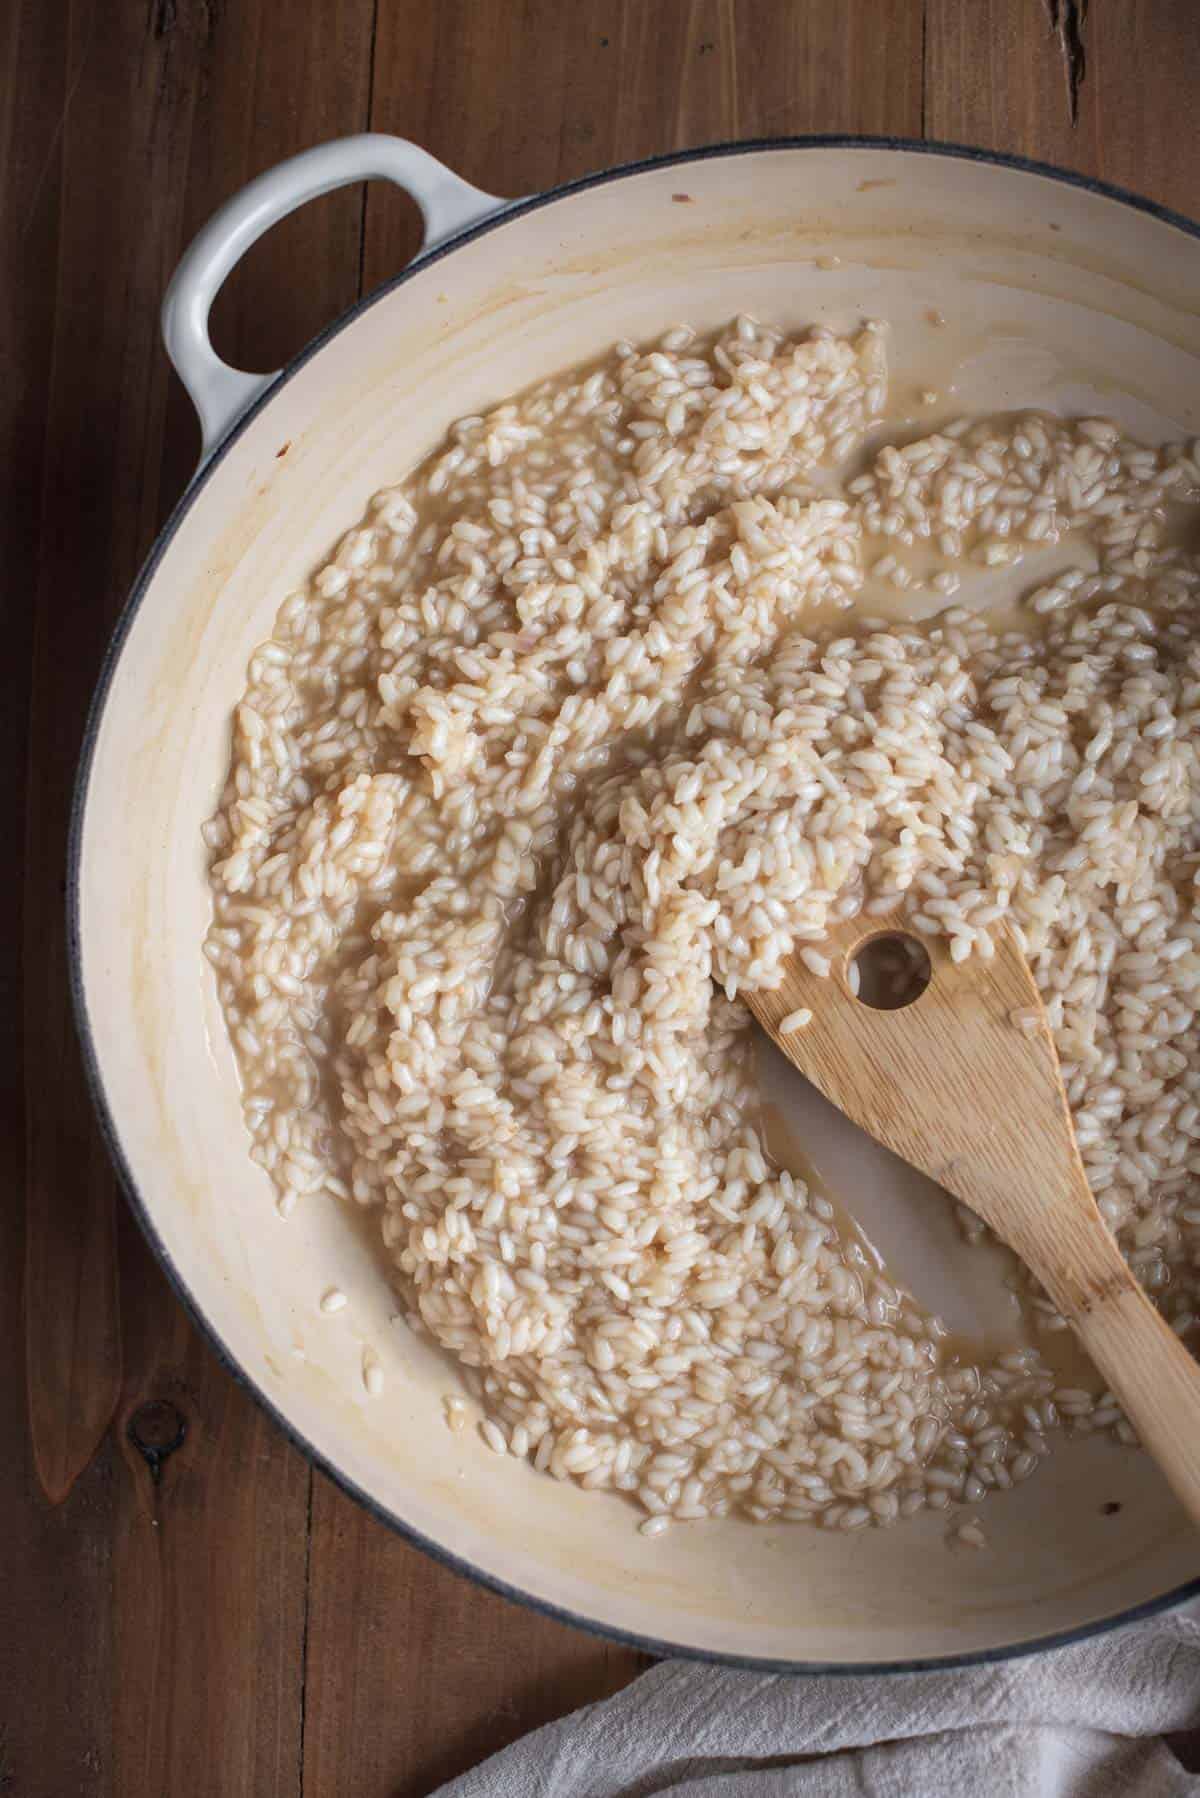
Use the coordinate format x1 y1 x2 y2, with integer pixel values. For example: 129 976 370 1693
71 134 1200 1669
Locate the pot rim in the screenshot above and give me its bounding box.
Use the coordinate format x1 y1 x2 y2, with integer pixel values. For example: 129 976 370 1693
67 133 1200 1674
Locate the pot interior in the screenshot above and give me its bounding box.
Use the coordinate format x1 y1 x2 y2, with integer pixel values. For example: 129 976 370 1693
77 143 1200 1666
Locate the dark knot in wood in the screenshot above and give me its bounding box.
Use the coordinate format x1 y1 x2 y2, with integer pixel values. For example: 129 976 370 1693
127 1400 187 1482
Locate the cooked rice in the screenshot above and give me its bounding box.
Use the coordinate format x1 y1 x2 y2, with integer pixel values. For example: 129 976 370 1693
204 316 1200 1532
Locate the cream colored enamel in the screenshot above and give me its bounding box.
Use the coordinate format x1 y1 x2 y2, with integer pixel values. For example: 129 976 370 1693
78 145 1200 1664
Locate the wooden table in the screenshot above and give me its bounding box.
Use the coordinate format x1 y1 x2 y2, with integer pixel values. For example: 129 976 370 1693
4 3 1198 1792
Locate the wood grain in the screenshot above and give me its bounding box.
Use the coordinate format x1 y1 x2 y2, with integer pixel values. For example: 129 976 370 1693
302 1472 648 1798
111 1250 313 1797
0 9 120 1779
748 916 1200 1524
926 0 1200 214
5 0 373 1790
18 0 124 1513
4 3 1200 1795
360 0 925 291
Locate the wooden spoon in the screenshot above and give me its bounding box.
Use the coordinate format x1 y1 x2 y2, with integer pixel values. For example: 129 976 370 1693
745 910 1200 1526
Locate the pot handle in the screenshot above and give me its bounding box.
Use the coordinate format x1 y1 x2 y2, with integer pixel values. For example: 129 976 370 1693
162 134 506 465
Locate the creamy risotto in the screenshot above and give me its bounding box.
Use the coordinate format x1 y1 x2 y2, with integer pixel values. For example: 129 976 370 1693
204 318 1200 1538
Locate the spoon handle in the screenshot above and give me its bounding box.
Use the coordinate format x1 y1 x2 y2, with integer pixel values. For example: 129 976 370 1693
1030 1199 1200 1527
750 915 1200 1525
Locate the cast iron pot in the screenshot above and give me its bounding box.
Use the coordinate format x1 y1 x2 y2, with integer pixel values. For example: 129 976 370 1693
71 133 1200 1670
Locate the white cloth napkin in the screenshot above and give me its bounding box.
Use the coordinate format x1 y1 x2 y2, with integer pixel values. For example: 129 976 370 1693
435 1603 1200 1797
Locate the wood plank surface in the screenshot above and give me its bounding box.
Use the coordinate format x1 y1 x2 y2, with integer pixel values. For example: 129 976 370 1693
3 4 1198 1796
926 0 1200 206
4 0 374 1791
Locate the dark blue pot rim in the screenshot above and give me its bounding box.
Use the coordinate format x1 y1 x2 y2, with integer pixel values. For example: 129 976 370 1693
66 135 1200 1676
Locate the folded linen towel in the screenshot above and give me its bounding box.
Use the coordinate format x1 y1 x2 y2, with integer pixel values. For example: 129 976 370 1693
434 1602 1200 1797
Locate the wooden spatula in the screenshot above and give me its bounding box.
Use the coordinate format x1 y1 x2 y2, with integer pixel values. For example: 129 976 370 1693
746 910 1200 1526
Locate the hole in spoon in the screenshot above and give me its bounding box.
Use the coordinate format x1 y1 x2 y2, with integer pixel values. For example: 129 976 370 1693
849 933 932 1010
